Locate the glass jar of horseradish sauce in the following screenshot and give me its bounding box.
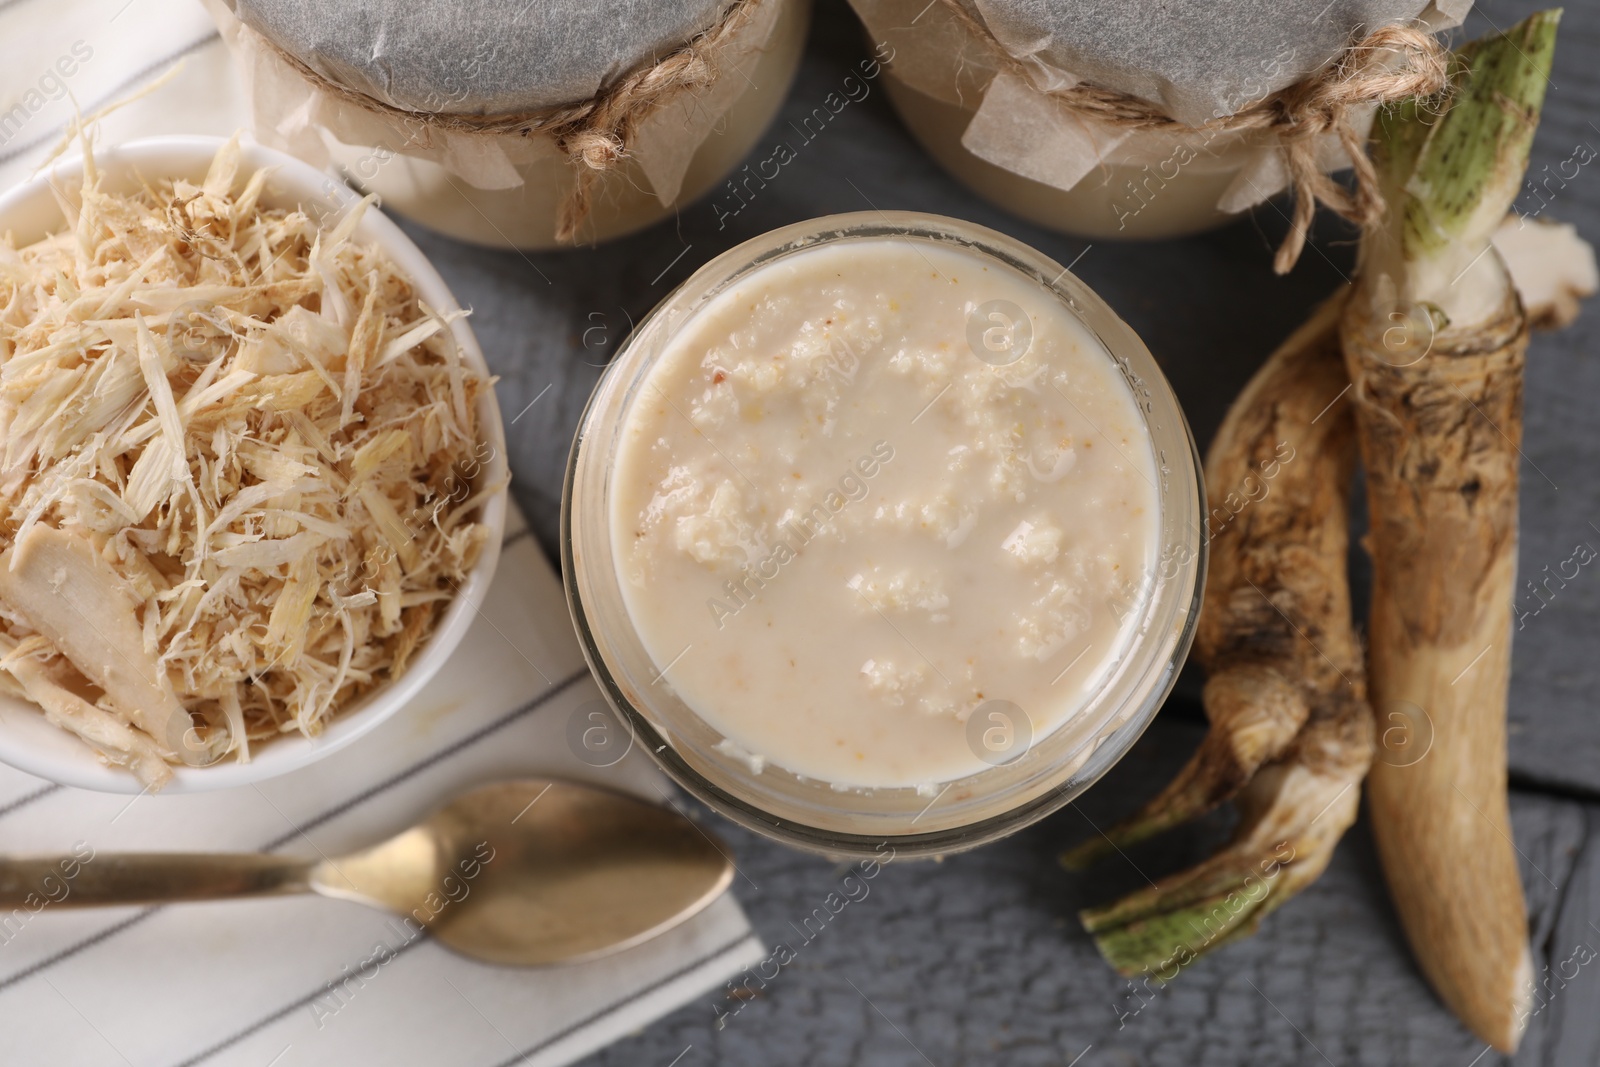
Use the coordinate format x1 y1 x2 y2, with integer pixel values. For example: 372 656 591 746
206 0 810 249
562 213 1205 856
847 0 1465 246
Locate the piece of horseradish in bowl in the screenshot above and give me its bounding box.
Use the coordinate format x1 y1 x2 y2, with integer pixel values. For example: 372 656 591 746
563 212 1203 855
0 135 508 793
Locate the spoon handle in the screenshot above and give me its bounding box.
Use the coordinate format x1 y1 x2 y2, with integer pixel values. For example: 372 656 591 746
0 853 315 908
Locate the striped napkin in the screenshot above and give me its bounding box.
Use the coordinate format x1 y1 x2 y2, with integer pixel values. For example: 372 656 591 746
0 3 762 1063
0 508 762 1067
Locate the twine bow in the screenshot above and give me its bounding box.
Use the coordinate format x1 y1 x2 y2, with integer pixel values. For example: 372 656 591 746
935 2 1451 272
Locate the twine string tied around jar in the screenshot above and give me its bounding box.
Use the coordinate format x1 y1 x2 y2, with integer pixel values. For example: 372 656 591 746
266 0 762 244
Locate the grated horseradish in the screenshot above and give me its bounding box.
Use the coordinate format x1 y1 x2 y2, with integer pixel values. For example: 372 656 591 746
0 138 495 787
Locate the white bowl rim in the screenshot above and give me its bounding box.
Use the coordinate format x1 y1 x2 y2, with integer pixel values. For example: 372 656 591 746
0 134 509 794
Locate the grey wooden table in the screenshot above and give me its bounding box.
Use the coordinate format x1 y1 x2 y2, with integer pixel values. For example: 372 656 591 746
398 2 1600 1063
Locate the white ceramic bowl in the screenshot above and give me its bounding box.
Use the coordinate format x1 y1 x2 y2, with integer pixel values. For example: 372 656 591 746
0 136 508 793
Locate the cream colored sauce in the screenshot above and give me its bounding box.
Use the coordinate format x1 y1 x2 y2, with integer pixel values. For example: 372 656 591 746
611 239 1160 787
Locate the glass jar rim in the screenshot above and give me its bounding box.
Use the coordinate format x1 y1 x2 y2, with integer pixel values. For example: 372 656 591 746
561 211 1206 857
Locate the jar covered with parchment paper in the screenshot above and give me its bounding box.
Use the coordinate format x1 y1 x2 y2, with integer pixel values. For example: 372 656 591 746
205 0 810 249
849 0 1466 269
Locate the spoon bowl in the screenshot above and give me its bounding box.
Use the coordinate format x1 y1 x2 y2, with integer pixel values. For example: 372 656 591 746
316 780 735 964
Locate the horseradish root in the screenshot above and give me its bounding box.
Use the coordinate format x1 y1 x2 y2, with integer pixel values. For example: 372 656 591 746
1075 293 1373 973
1343 11 1559 1051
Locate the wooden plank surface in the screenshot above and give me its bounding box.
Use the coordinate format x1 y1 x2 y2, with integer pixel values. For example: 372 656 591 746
395 1 1600 1061
575 721 1600 1067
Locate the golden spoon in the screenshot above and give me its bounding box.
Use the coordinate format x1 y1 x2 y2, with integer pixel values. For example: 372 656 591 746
0 779 733 965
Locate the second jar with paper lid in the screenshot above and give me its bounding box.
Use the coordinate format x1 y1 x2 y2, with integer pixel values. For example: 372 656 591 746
563 212 1205 855
206 0 810 248
848 0 1465 243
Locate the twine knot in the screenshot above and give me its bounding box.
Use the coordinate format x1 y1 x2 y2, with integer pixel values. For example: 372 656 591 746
550 0 757 242
563 130 627 172
1261 24 1450 272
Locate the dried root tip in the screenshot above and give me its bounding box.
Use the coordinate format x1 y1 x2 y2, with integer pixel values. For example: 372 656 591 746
1081 844 1289 977
1080 755 1363 976
1061 665 1308 870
